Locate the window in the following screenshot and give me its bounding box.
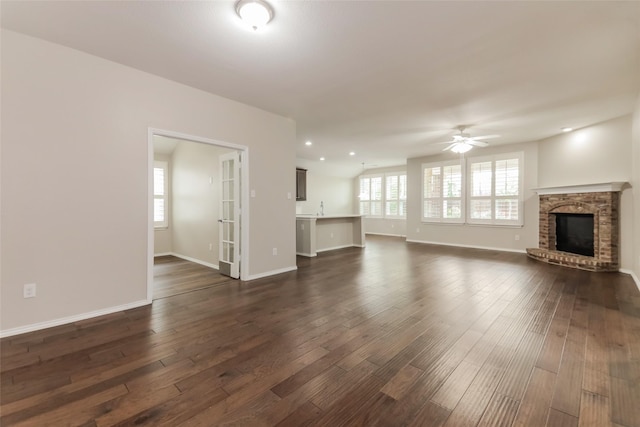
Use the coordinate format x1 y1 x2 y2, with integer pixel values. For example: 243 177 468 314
421 152 523 226
154 161 168 228
422 161 463 223
468 153 523 225
359 175 383 217
385 173 407 218
358 172 406 218
469 161 493 221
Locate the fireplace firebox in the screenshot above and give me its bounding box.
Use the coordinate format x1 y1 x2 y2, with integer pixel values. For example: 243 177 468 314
554 213 594 257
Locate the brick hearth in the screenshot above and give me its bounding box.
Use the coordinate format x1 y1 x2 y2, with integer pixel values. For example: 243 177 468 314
526 183 624 272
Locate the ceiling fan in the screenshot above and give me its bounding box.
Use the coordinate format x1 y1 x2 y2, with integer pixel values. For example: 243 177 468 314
437 126 500 153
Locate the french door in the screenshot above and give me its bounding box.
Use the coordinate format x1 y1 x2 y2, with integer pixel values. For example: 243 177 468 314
219 151 240 278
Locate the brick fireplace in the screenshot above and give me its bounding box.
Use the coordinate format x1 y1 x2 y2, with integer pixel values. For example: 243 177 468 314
526 183 625 272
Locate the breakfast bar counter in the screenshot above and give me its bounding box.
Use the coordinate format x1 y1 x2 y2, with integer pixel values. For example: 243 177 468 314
296 214 365 257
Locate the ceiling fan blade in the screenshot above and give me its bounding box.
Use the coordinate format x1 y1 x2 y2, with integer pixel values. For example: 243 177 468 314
432 139 456 145
442 143 456 151
470 134 500 141
469 140 489 147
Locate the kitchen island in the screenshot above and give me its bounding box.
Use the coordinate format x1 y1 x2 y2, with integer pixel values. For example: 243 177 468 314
296 214 365 257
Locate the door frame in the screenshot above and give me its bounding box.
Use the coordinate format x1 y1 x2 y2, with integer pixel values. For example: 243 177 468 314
147 128 250 302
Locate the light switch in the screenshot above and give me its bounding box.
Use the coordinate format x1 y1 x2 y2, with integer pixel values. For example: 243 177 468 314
251 190 256 198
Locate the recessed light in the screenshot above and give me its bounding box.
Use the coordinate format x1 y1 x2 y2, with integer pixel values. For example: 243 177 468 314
349 152 355 156
305 141 312 146
562 127 573 132
320 157 325 161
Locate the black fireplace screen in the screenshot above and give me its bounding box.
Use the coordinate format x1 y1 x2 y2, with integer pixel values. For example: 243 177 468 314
555 213 594 257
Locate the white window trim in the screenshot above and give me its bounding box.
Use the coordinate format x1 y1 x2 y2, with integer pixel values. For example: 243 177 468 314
154 160 168 229
384 172 407 219
466 152 524 227
422 160 465 224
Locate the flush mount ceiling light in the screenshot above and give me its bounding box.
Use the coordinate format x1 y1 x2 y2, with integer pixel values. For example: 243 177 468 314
305 141 312 146
562 127 573 132
236 0 274 31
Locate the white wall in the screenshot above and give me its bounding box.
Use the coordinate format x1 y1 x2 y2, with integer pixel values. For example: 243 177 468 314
537 115 632 187
171 141 234 267
363 218 407 237
296 171 354 216
1 30 296 334
537 115 634 269
406 141 539 252
153 152 173 255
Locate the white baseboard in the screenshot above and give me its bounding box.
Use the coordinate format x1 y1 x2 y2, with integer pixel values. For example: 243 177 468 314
296 252 317 257
159 252 219 270
245 266 298 281
0 299 151 339
365 232 406 237
316 244 358 253
154 252 172 257
405 239 527 254
619 269 640 293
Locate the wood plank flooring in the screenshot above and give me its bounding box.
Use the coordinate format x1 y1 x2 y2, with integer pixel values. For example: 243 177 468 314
2 235 640 426
153 255 233 299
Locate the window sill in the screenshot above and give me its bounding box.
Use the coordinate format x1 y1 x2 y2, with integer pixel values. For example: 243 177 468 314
465 223 524 229
421 221 523 229
363 216 406 220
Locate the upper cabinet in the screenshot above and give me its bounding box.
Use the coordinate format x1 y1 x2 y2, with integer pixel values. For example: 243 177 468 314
296 168 307 201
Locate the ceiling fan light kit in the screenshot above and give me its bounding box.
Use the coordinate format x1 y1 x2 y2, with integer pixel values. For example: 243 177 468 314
450 142 473 154
438 126 500 153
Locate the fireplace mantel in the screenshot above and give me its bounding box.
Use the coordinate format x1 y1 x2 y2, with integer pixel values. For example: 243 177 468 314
532 182 627 195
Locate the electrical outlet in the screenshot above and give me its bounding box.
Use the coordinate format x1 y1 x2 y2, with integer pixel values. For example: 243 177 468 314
515 234 520 241
287 192 292 200
330 232 334 238
416 228 420 233
23 283 36 298
272 247 277 256
209 243 213 251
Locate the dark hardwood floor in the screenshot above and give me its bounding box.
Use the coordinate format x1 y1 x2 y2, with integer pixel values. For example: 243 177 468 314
1 235 639 426
153 255 233 300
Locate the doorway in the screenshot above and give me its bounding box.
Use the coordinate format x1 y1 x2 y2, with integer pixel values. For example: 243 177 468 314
147 128 249 301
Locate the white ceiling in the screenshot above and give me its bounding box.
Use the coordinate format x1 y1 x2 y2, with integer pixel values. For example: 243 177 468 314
153 135 180 155
2 1 639 177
